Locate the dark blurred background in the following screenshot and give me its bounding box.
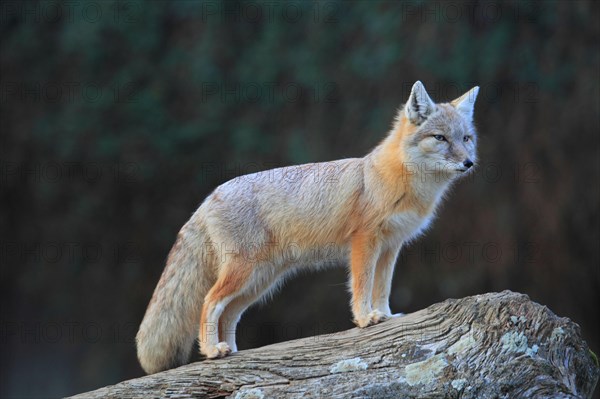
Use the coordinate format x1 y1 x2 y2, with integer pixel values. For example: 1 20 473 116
1 0 598 397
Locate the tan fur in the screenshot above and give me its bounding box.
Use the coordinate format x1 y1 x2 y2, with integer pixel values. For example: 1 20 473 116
136 81 479 373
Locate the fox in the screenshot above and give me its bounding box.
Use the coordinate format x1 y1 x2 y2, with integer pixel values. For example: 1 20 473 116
136 81 479 374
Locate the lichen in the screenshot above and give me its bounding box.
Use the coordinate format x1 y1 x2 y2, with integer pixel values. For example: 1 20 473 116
501 331 541 358
448 333 477 355
500 331 528 354
551 327 565 341
405 354 448 386
451 378 467 390
330 357 368 374
234 388 265 399
526 344 539 357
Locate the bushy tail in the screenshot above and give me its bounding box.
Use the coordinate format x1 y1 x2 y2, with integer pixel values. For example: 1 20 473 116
136 224 214 374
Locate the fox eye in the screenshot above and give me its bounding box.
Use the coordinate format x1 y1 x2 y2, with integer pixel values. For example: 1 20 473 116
463 136 471 142
433 135 446 142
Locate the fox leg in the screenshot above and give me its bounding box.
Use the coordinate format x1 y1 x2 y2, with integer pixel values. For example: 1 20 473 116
350 230 382 328
218 294 252 353
219 274 279 352
200 259 253 359
371 244 402 318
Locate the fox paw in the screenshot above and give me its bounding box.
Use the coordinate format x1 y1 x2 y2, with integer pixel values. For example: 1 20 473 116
204 342 231 359
368 309 389 324
354 310 389 328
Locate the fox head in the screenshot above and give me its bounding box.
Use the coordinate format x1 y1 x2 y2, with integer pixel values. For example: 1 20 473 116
398 81 479 179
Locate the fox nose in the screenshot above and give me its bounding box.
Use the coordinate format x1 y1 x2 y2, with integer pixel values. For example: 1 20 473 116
463 159 474 169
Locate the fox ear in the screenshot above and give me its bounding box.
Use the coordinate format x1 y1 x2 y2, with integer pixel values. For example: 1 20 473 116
451 86 480 121
405 81 435 125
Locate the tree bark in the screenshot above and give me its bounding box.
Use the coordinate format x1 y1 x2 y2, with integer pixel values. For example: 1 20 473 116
69 291 599 398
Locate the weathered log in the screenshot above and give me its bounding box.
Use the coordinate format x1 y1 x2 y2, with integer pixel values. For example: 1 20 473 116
69 291 599 398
